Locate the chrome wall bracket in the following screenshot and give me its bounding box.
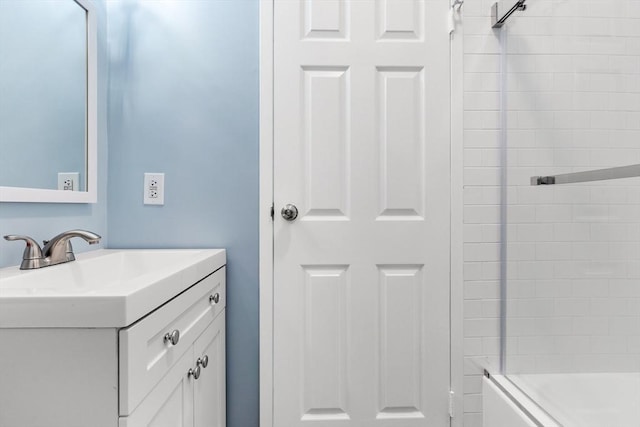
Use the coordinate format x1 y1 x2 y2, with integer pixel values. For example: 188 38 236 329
492 0 526 28
531 176 556 186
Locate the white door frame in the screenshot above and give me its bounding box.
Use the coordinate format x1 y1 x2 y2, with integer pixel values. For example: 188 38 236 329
258 0 275 426
450 11 465 427
258 2 465 426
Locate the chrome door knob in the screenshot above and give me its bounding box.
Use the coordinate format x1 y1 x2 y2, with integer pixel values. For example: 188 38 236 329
188 365 201 380
281 204 299 221
197 355 209 369
164 329 180 346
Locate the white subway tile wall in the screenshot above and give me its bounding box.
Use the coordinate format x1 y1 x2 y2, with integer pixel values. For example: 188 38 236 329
463 0 640 426
463 2 507 426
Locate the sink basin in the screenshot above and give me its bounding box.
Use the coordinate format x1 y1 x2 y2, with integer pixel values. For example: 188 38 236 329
0 249 226 327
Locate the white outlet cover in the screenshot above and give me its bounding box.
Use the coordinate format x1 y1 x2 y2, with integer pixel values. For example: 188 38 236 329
144 173 165 205
57 172 80 191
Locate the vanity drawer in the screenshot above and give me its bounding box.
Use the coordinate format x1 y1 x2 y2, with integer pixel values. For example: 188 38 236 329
119 266 226 416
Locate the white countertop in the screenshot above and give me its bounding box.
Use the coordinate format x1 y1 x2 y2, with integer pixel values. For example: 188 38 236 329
0 249 226 328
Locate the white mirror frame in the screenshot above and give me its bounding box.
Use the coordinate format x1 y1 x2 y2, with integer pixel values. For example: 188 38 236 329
0 0 97 203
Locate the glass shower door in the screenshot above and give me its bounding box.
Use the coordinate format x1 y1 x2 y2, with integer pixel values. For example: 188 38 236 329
500 0 640 425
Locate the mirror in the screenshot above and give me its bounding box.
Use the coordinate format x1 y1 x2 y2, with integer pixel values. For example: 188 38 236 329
0 0 97 203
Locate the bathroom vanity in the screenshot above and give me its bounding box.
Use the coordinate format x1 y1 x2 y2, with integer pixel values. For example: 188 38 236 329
0 249 226 427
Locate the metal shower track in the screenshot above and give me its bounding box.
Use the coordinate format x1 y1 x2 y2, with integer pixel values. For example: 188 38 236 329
492 0 527 28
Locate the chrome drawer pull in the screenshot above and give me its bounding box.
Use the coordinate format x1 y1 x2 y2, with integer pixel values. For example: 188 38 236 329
188 365 201 380
164 329 180 346
209 293 220 305
197 355 209 369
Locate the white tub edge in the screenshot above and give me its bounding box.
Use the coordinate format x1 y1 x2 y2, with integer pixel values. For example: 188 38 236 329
483 374 560 427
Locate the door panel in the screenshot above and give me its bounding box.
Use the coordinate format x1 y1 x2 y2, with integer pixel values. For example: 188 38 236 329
303 0 348 39
376 0 423 40
273 0 451 425
377 67 425 218
301 265 349 419
301 66 350 219
378 265 423 415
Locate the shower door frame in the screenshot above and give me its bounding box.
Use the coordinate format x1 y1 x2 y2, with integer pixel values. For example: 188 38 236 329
258 1 467 426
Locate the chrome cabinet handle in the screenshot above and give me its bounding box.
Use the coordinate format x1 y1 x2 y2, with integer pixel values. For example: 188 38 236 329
188 365 201 380
164 329 180 346
197 355 209 369
209 293 220 305
281 204 298 221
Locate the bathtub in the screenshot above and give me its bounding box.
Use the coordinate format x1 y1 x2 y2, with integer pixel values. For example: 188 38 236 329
484 372 640 427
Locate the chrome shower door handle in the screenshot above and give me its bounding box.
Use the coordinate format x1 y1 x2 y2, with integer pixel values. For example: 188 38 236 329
281 204 299 221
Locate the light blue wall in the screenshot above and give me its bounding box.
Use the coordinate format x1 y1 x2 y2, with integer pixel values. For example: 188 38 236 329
107 2 259 426
0 0 109 268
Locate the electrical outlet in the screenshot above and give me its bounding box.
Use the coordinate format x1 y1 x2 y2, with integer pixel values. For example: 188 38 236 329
144 173 165 205
58 172 80 191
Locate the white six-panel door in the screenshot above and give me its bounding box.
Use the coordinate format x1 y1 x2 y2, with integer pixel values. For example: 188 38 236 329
273 0 451 425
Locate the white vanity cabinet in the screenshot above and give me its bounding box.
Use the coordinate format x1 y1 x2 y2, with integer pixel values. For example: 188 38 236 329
0 252 226 427
119 313 226 427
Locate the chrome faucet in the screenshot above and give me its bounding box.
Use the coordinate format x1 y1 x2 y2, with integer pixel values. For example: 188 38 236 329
4 230 102 270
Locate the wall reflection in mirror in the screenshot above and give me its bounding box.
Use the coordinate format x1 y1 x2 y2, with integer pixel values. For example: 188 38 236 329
0 0 87 191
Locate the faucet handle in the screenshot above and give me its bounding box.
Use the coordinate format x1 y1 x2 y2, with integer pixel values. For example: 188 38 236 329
4 235 44 260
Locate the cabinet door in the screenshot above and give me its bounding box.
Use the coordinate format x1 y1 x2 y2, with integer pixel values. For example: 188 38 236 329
120 268 226 415
194 312 226 427
119 347 195 427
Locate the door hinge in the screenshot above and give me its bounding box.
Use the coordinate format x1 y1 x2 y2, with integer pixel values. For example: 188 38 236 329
449 390 455 418
448 0 463 34
270 204 274 221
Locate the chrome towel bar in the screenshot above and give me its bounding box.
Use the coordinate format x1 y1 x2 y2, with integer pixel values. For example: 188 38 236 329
531 164 640 186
